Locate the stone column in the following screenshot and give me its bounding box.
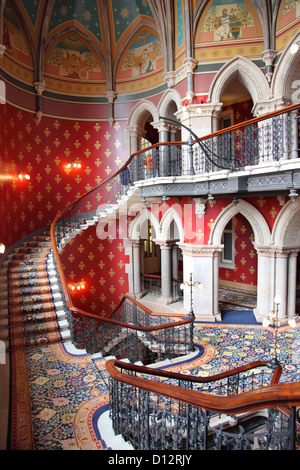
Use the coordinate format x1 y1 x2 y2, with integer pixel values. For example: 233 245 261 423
124 239 143 299
178 243 223 321
132 240 142 298
287 250 298 317
152 120 171 177
254 245 276 321
274 250 289 320
157 242 173 303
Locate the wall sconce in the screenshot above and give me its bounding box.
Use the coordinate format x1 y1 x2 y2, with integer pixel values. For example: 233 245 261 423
69 281 86 293
65 162 82 170
0 243 5 254
18 171 30 181
180 272 203 316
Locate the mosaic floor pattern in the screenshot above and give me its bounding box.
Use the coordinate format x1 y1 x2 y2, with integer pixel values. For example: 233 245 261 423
8 319 300 450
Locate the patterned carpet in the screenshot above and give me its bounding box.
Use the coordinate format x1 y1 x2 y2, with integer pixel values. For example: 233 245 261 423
5 236 300 450
8 320 300 450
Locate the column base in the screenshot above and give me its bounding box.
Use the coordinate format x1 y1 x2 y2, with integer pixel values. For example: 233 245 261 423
159 296 174 305
194 311 220 322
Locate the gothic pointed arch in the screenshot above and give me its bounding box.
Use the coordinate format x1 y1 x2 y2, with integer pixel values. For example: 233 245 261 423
207 55 271 114
209 199 271 246
129 207 160 241
158 88 182 119
124 99 159 155
272 196 300 247
159 206 184 243
271 30 300 105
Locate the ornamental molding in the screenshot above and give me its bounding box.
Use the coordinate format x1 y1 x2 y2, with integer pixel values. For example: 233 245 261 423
177 243 223 257
209 199 271 246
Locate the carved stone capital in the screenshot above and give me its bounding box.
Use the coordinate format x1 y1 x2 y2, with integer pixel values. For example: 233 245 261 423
178 243 223 257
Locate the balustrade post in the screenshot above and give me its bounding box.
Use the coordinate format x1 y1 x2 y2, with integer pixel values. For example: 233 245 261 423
187 135 195 175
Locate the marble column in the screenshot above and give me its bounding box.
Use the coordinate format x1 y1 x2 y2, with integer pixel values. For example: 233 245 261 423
178 243 223 321
132 240 142 298
158 242 173 303
287 250 298 317
274 250 289 320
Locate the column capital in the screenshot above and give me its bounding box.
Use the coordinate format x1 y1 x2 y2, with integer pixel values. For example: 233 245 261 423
178 243 223 257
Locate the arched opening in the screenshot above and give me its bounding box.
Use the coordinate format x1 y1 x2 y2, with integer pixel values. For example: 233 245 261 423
219 213 258 318
142 114 159 148
220 80 253 129
209 199 271 321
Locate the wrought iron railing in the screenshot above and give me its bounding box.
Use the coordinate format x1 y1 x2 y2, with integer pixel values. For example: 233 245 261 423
129 103 300 178
142 274 183 300
50 103 300 361
107 359 300 450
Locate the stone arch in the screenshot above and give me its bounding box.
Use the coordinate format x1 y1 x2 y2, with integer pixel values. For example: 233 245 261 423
272 196 300 247
158 88 182 119
159 206 184 243
209 199 271 246
129 207 159 241
271 30 300 104
207 55 271 111
127 99 159 130
124 99 159 155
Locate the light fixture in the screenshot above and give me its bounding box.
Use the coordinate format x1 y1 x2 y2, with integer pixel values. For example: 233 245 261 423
207 193 214 203
69 281 86 292
0 243 5 254
262 295 284 367
65 162 82 170
289 189 298 202
180 272 202 316
290 42 299 54
18 171 30 181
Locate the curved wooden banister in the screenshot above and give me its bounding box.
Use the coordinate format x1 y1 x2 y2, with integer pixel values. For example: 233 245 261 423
106 359 300 415
109 359 282 385
50 102 300 344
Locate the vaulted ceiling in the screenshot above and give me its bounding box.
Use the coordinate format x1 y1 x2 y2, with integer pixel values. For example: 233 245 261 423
1 0 179 95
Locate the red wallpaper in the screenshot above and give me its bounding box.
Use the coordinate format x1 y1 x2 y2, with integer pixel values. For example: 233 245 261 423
60 222 130 317
0 103 128 250
0 102 288 312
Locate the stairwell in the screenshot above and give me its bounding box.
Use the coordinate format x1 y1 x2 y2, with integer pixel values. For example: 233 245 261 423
0 234 69 351
0 231 135 450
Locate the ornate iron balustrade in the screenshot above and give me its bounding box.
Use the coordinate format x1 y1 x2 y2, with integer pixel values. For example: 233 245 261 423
50 103 299 361
142 274 183 300
51 246 194 361
50 157 195 361
106 359 300 450
129 103 300 179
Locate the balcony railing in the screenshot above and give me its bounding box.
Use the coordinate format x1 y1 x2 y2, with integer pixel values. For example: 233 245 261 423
50 104 299 362
129 103 300 179
107 359 300 450
50 165 194 361
142 274 183 300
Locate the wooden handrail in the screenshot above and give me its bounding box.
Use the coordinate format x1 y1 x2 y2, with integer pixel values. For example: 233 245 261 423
110 359 282 385
106 359 300 415
50 102 300 332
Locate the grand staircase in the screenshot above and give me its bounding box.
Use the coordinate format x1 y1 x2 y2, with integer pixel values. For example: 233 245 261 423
0 234 70 351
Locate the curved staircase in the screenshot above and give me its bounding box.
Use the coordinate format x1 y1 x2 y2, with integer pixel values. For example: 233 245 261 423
0 234 70 351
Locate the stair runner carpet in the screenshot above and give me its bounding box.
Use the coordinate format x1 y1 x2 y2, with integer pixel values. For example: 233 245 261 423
7 237 63 349
4 235 300 450
5 234 117 450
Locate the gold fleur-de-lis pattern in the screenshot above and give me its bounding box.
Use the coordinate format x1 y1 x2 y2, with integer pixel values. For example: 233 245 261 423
0 104 127 250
